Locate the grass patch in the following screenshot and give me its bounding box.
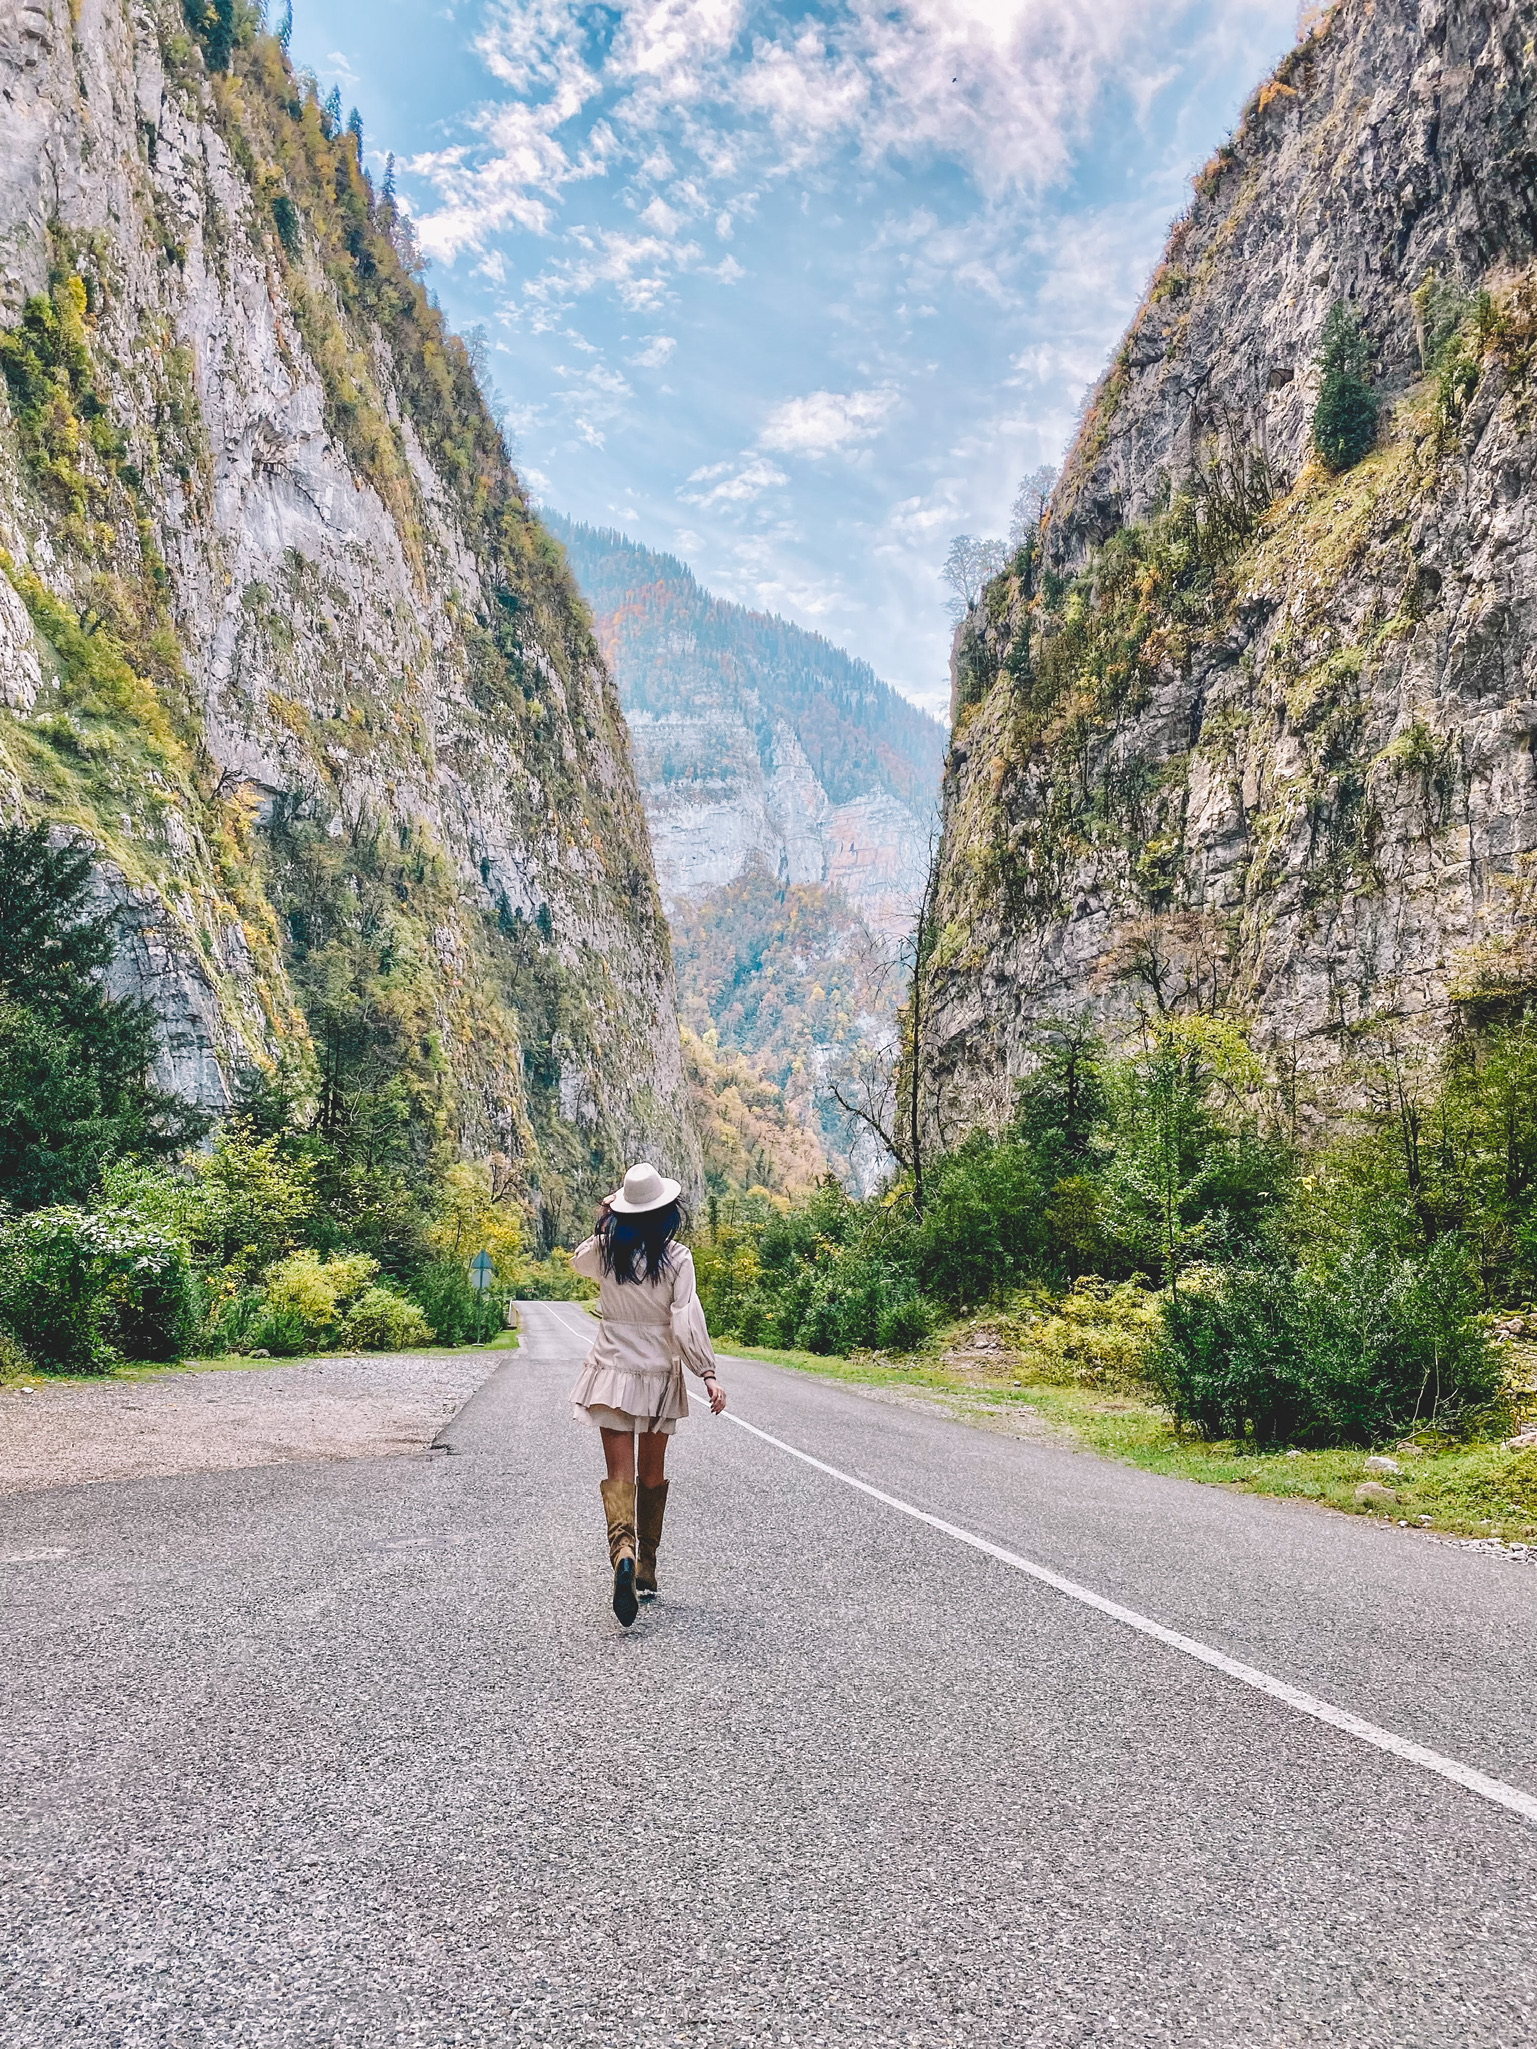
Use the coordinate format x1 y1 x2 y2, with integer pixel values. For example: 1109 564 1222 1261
719 1340 1537 1545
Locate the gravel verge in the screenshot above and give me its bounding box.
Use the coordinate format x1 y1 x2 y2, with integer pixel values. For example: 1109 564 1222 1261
0 1350 508 1498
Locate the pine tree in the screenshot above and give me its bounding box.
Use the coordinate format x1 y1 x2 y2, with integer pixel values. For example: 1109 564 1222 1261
276 0 293 49
1312 304 1379 473
0 826 206 1208
183 0 236 71
322 84 342 136
347 107 364 154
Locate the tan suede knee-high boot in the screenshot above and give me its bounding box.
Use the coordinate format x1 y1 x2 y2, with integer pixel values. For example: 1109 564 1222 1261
600 1479 638 1626
636 1479 669 1599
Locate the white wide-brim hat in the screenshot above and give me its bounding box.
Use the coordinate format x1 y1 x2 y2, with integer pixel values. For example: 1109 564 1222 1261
606 1161 682 1213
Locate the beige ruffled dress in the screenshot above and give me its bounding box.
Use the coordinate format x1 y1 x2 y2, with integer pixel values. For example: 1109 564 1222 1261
568 1238 718 1435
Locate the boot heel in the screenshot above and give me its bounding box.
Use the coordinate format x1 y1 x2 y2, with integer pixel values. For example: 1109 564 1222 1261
613 1556 638 1627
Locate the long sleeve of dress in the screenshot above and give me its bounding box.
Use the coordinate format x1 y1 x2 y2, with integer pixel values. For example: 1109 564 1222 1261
668 1248 718 1380
571 1237 603 1281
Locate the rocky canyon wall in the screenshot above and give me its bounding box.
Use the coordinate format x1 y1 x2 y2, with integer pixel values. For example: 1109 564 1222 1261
0 0 698 1232
926 0 1537 1129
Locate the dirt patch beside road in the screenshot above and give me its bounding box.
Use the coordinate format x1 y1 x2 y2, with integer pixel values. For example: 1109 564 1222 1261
0 1351 508 1497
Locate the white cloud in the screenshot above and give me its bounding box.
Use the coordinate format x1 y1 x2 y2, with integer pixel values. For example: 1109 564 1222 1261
681 456 789 506
375 0 1298 706
628 334 677 366
639 195 683 234
758 387 897 456
408 0 1299 275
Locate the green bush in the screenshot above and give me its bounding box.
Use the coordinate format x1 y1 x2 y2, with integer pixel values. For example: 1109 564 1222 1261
337 1286 434 1351
999 1277 1159 1390
1150 1234 1502 1446
904 1135 1049 1303
263 1249 377 1339
0 1327 35 1380
199 1251 383 1358
0 1207 194 1371
876 1294 940 1353
199 1288 264 1356
105 1238 201 1362
248 1303 312 1357
514 1248 597 1300
786 1255 925 1355
412 1259 504 1344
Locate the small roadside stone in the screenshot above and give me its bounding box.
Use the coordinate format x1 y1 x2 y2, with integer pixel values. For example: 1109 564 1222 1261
1354 1480 1398 1508
1365 1455 1403 1477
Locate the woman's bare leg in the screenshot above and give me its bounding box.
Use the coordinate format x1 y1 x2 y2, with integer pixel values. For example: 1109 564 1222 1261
600 1427 635 1482
636 1432 669 1487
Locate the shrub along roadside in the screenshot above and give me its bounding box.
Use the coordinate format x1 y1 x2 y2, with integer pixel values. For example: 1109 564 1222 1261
1151 1236 1502 1446
713 1316 1537 1545
693 1005 1537 1453
0 1208 197 1371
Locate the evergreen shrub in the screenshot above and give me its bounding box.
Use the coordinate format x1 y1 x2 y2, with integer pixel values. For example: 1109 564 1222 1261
1150 1234 1501 1446
876 1294 941 1353
412 1259 504 1344
1312 304 1379 472
0 826 206 1209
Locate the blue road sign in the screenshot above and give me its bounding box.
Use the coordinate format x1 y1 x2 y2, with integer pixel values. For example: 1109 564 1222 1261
469 1250 495 1293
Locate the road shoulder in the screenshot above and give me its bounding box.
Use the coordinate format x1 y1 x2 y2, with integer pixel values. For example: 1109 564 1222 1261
0 1348 509 1497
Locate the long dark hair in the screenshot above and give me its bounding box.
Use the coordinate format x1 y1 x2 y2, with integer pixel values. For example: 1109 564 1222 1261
597 1200 683 1285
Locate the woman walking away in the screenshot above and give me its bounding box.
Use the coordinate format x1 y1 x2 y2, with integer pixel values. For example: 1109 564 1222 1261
570 1163 725 1626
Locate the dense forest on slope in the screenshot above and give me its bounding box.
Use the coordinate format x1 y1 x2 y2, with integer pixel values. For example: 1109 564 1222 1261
550 516 944 817
0 0 695 1253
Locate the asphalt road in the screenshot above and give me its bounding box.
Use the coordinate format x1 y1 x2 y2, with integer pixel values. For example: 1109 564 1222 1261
4 1300 1537 2047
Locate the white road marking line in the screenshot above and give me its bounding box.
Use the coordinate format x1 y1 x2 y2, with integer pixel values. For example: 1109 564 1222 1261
543 1305 1537 1828
551 1309 597 1343
712 1403 1537 1829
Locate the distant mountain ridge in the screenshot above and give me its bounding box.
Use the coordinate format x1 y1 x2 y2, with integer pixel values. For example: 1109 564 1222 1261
546 515 945 940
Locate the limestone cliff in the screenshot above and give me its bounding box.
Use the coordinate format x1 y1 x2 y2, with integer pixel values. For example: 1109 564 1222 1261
0 0 697 1233
926 0 1537 1128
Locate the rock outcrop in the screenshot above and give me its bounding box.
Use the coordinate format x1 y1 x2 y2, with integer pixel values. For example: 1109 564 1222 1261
926 0 1537 1128
0 0 697 1231
549 516 945 943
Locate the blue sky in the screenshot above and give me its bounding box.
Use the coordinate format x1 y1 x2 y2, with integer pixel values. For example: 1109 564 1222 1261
289 0 1301 716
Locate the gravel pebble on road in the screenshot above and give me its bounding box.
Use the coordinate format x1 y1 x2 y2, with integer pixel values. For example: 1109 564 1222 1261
0 1351 506 1497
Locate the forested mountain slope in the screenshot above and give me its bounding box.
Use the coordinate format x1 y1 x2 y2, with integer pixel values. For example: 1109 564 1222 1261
551 514 945 1187
548 515 946 942
926 0 1537 1131
0 0 696 1236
